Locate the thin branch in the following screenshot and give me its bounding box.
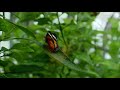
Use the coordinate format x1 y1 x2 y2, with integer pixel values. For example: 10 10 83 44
3 12 5 19
56 12 68 50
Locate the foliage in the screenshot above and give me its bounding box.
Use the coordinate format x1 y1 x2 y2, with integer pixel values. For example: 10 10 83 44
0 12 120 78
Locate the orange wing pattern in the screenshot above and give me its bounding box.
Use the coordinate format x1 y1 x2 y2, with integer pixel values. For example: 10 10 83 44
45 31 59 52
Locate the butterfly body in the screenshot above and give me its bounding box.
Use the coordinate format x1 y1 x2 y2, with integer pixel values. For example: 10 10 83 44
45 31 59 52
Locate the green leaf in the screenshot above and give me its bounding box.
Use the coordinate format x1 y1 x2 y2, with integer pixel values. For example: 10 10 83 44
0 18 15 33
9 49 24 61
64 18 73 24
1 47 9 51
44 49 100 78
15 12 40 22
5 19 36 39
0 60 9 67
99 61 119 70
14 24 36 39
9 64 43 73
35 18 51 25
0 74 8 78
76 52 94 66
11 43 34 53
32 40 100 77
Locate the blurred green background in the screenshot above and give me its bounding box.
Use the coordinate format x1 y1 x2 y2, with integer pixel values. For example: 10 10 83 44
0 12 120 78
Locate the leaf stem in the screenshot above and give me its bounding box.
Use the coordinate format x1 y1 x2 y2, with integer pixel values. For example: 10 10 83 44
56 12 68 50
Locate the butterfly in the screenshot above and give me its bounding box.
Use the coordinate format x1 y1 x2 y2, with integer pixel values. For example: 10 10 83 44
45 31 59 52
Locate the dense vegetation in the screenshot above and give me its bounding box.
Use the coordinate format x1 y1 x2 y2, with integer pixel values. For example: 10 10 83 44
0 12 120 78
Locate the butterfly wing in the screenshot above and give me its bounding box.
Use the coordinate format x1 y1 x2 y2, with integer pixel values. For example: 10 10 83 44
45 31 59 52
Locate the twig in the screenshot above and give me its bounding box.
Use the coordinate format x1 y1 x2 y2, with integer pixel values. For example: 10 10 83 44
56 12 68 50
3 12 5 19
